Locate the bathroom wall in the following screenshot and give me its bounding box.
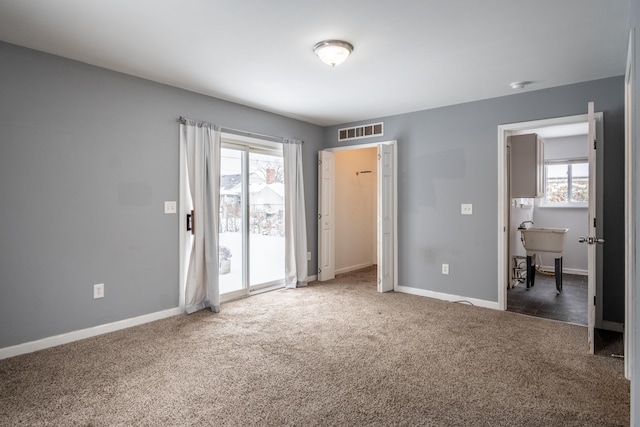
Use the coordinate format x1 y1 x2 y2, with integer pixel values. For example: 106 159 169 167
334 148 377 274
510 199 534 259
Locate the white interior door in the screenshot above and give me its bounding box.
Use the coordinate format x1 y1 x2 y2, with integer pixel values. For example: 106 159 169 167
317 150 335 281
377 144 394 292
581 101 604 354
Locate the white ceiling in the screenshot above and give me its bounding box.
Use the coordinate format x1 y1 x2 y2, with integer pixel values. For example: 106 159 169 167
0 0 630 126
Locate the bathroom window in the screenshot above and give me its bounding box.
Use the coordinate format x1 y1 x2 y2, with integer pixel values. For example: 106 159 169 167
542 159 588 207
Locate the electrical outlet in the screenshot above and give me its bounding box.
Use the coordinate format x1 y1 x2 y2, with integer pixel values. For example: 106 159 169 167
461 204 473 215
442 264 449 275
94 283 104 299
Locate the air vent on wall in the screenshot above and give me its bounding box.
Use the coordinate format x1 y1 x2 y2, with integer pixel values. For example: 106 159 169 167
338 122 383 141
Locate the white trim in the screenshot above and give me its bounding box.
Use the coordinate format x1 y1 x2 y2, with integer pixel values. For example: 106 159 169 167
222 132 282 152
393 142 398 293
0 307 182 360
307 274 318 283
537 204 588 209
625 27 635 382
498 125 508 310
537 266 588 276
396 285 500 310
335 262 375 276
325 141 382 152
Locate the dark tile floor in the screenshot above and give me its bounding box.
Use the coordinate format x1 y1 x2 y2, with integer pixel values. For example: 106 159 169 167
507 271 588 325
507 271 625 357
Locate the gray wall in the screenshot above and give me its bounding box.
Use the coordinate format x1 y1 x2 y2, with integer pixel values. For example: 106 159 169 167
0 40 627 350
323 77 625 322
0 41 322 348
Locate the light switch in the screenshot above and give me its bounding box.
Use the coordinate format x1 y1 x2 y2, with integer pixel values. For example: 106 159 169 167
461 204 473 215
164 201 177 214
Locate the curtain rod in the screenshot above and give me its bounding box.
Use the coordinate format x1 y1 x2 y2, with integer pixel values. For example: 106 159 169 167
179 116 302 143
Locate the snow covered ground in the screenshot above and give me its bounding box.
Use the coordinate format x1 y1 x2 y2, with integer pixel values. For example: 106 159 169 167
218 232 285 294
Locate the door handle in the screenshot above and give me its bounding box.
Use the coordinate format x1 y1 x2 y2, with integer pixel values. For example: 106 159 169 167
187 210 195 235
578 236 605 244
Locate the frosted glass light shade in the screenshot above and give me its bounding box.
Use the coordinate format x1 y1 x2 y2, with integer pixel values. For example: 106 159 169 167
313 40 353 67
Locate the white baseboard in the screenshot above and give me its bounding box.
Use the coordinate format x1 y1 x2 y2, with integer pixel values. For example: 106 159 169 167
539 265 588 276
307 274 317 283
395 285 500 310
335 262 374 276
0 307 183 360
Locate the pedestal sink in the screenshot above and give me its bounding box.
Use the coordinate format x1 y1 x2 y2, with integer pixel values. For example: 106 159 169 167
519 227 569 294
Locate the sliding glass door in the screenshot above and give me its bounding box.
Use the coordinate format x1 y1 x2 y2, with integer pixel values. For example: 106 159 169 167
248 152 285 289
219 141 285 297
219 147 244 294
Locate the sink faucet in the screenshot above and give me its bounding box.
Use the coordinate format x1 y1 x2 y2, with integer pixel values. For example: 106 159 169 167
518 220 533 230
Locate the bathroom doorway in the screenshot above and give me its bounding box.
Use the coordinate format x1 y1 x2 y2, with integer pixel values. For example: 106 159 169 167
497 105 604 353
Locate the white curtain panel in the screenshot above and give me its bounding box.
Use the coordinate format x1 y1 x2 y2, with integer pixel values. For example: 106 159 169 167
283 139 308 288
181 120 221 313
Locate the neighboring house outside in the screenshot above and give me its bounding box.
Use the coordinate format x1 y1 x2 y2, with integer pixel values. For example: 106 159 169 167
220 175 284 236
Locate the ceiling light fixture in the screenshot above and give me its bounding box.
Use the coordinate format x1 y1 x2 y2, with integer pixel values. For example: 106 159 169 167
510 81 527 89
313 40 354 67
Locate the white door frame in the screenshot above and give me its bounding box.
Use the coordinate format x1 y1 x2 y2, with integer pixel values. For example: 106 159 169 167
586 102 599 353
624 27 635 380
497 113 603 323
318 140 398 292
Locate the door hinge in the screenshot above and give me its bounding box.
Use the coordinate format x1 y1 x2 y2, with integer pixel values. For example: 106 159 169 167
318 159 322 165
593 218 596 228
318 213 322 219
318 268 322 274
378 153 381 160
594 139 597 150
594 296 596 306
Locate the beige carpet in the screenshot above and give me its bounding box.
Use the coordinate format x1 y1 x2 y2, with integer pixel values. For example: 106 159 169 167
0 267 629 426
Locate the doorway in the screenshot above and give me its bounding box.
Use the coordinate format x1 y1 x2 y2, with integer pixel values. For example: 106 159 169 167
334 148 377 275
317 141 397 292
507 128 589 325
497 108 603 353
